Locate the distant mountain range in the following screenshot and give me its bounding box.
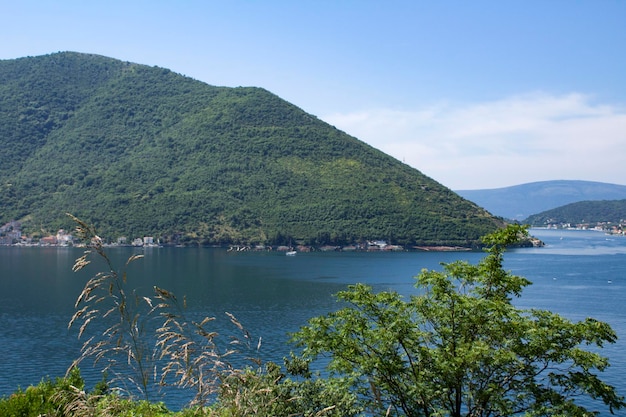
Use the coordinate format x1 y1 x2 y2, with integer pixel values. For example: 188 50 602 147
0 52 502 247
456 180 626 221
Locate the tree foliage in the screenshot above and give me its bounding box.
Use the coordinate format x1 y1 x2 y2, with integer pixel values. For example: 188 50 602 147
293 225 625 416
0 52 502 246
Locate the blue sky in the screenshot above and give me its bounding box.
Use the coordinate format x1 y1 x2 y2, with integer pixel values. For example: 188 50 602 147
2 1 625 189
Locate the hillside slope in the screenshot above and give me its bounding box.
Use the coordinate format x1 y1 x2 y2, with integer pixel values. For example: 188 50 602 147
456 180 626 221
0 52 501 246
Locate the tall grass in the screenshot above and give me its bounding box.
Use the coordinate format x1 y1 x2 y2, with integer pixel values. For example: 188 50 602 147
154 287 262 407
66 215 265 409
63 214 358 416
68 214 156 399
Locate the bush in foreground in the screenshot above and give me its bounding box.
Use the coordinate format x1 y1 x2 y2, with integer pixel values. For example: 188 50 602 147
293 225 625 416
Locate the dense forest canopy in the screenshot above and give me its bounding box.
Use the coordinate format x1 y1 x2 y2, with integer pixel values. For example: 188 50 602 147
0 52 502 246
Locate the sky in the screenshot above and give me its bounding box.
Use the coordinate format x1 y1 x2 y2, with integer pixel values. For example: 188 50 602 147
1 1 625 189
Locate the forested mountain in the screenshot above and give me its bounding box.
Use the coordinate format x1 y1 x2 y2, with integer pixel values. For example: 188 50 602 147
524 199 626 226
456 180 626 221
0 52 502 246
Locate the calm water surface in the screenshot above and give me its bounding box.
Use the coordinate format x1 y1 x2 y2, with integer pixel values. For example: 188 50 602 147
1 228 624 414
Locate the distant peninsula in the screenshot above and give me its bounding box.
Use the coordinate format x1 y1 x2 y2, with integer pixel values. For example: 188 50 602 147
524 199 626 235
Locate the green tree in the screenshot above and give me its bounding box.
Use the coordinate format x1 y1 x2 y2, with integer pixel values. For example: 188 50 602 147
293 225 625 416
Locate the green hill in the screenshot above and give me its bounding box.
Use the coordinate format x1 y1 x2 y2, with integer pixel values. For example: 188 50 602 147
524 199 626 226
0 52 502 246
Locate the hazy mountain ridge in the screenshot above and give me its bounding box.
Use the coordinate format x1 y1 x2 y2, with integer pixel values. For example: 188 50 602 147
0 52 502 247
456 180 626 221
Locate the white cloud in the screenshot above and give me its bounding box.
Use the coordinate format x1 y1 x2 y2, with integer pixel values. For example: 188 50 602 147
321 93 626 189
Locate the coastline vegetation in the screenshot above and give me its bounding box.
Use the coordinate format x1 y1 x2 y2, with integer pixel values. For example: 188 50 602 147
0 218 622 416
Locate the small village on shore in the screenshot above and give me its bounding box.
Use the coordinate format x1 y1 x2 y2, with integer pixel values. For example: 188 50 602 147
0 220 161 248
543 221 626 235
0 220 455 251
5 218 622 252
0 220 411 251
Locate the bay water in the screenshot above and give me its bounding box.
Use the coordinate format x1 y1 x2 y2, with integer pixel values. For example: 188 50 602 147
0 228 624 414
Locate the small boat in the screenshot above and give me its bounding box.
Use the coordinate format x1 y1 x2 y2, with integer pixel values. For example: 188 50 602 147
286 250 296 256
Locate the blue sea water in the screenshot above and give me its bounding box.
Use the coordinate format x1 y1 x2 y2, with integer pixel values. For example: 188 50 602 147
0 228 624 414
